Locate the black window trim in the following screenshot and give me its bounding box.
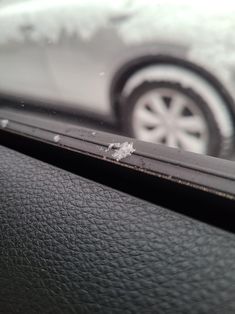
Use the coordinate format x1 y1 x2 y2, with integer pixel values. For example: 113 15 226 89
0 105 234 200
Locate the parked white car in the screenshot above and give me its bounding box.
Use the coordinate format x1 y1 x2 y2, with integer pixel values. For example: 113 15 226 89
0 0 235 157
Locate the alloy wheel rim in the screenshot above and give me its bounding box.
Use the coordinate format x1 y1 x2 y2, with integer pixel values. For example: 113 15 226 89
132 88 209 154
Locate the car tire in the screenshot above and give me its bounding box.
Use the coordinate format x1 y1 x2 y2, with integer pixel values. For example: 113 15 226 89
120 65 234 157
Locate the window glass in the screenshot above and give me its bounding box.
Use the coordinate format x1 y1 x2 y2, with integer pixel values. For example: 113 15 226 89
0 0 234 160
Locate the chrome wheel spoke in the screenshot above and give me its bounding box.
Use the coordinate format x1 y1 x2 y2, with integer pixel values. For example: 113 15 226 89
149 94 168 116
169 94 185 116
153 127 166 142
166 133 178 148
177 116 206 133
138 127 165 142
135 107 161 126
177 131 206 153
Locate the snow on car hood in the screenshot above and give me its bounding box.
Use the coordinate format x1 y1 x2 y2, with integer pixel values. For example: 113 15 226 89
1 0 235 83
0 0 132 43
1 0 235 45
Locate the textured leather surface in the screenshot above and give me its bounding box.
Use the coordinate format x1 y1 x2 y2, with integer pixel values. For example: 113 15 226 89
0 145 235 314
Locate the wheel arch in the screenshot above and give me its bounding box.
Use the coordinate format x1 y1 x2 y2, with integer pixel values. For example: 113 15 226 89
110 55 235 124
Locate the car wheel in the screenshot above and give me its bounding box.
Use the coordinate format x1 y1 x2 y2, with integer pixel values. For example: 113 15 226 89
120 65 234 157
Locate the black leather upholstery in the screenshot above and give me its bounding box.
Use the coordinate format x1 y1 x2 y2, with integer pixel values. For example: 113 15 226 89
0 145 235 314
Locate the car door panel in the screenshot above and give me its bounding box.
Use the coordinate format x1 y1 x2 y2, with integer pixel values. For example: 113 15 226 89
0 144 235 313
0 42 55 101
